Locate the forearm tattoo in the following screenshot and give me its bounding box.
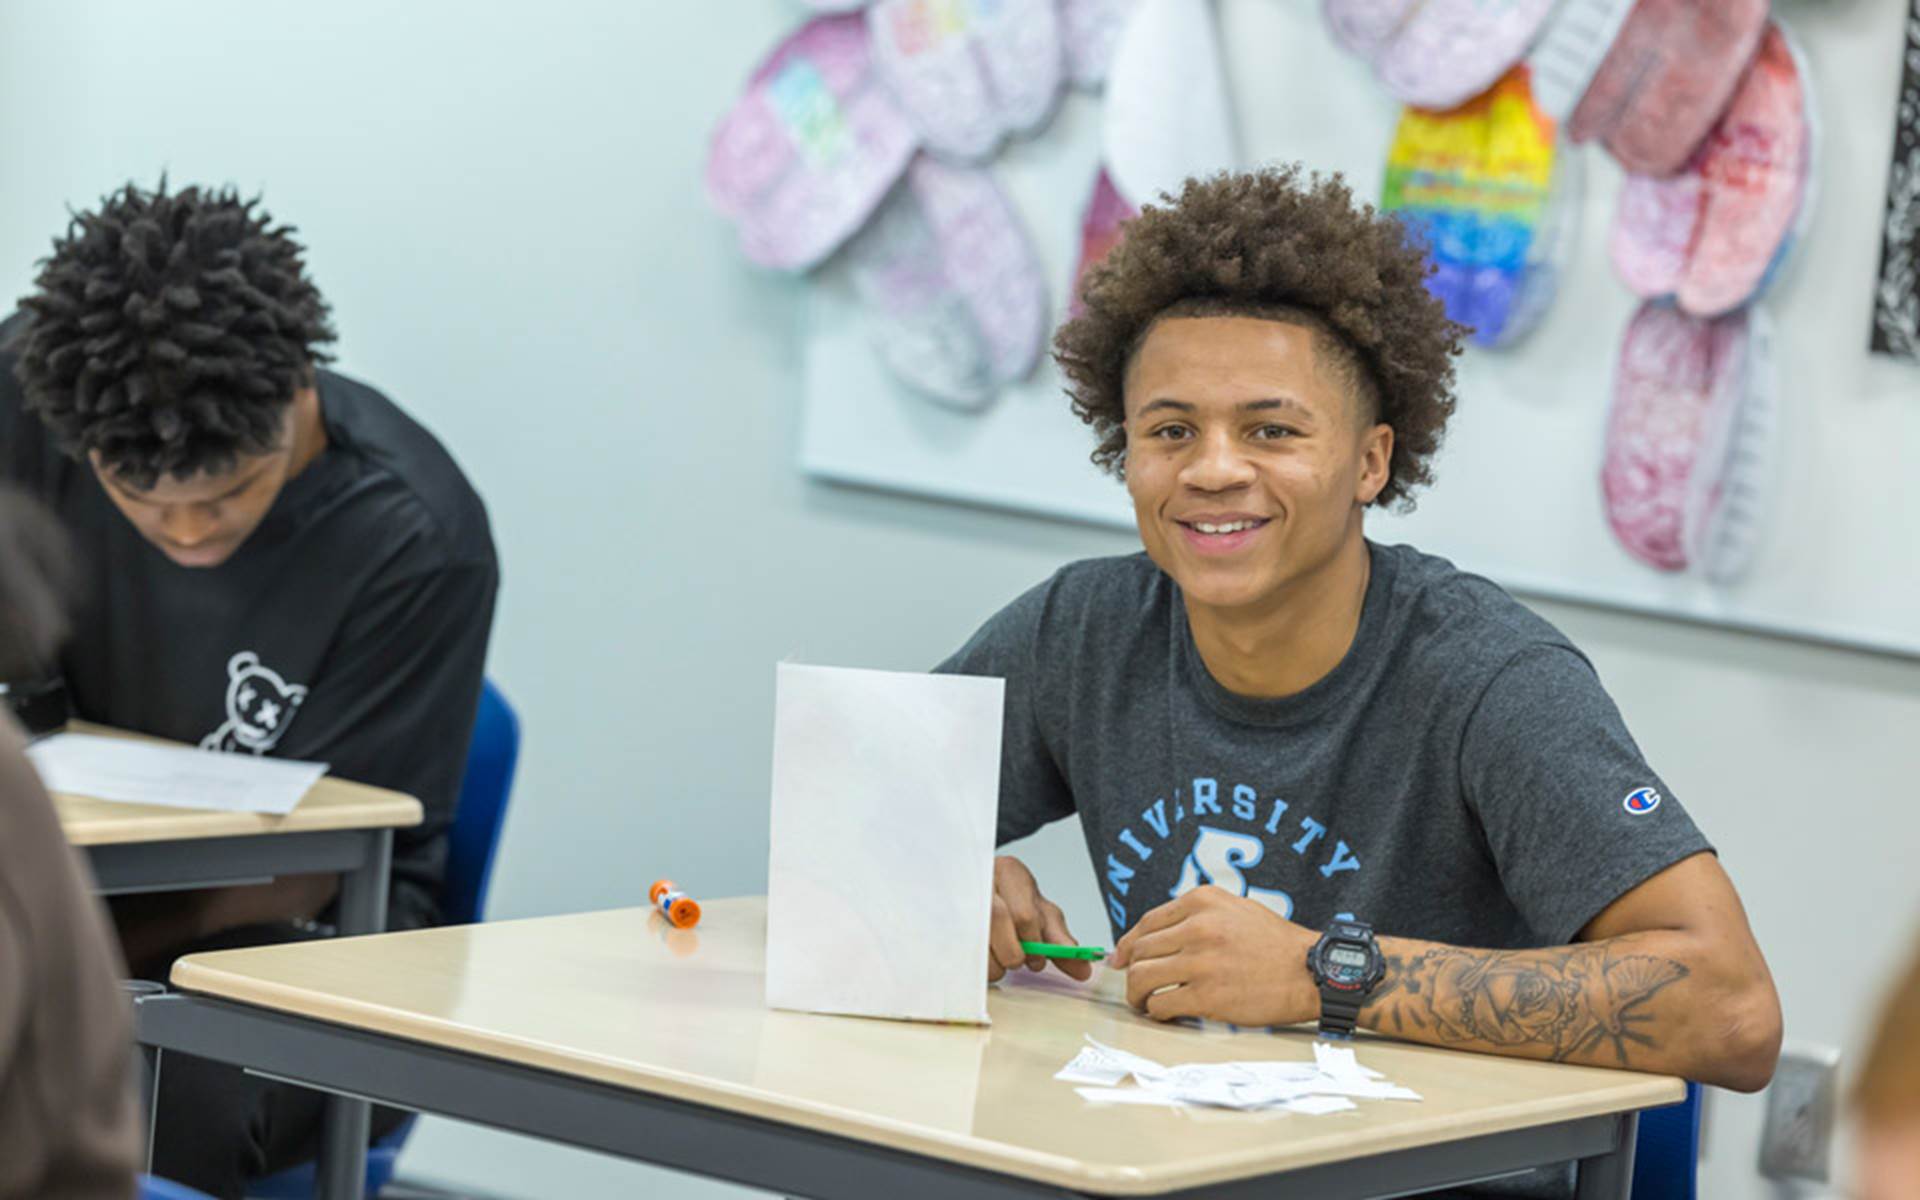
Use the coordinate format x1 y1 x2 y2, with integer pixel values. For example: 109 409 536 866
1364 943 1689 1066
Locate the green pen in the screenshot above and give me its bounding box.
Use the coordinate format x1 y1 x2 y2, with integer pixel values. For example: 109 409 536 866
1021 940 1108 961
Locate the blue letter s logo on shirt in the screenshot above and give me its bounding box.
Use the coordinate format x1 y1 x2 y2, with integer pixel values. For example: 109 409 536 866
1171 826 1294 918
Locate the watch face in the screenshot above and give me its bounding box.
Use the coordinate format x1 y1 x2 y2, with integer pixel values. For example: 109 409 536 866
1323 941 1372 985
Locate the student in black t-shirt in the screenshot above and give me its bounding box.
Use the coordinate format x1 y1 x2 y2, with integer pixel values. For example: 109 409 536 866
0 181 498 1198
943 167 1781 1114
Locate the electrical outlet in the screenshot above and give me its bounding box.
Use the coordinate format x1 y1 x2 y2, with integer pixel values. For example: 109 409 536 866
1758 1042 1842 1182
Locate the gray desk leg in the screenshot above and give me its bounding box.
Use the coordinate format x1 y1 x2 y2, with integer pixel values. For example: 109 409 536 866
122 980 168 1173
140 1045 162 1173
1573 1112 1639 1200
316 829 391 1200
333 827 390 937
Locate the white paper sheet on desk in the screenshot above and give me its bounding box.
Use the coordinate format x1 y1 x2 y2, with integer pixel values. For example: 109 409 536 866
764 663 1003 1024
26 733 328 815
1059 1036 1419 1113
1076 1086 1361 1115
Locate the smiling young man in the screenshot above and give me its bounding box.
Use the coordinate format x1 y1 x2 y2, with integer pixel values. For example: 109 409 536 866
0 182 497 1197
941 169 1780 1125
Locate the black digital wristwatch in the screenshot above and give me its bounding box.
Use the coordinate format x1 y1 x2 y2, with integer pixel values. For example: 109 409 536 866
1305 918 1385 1038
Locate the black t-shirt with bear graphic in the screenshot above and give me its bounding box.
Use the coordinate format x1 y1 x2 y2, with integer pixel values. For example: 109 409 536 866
0 333 497 932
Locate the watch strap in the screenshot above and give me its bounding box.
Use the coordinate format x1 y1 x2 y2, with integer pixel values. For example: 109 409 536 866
1318 987 1363 1038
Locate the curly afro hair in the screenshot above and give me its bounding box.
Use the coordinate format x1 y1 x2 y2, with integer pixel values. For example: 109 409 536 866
8 181 336 490
1054 165 1463 510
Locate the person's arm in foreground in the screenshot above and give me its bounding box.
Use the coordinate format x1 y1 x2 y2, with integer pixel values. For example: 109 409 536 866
1111 851 1781 1092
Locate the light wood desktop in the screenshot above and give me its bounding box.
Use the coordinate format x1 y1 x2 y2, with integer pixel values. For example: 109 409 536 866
56 772 420 846
53 722 422 846
169 897 1682 1196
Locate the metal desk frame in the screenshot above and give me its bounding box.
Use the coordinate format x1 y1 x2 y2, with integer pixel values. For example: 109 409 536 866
100 827 392 1197
132 984 1641 1200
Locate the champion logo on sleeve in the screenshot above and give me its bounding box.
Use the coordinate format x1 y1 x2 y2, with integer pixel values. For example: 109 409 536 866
1623 786 1662 815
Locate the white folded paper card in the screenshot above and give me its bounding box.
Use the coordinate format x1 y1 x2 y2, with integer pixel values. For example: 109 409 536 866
765 663 1004 1024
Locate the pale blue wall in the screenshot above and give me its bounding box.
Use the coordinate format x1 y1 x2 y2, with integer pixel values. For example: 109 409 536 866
1 3 1914 1196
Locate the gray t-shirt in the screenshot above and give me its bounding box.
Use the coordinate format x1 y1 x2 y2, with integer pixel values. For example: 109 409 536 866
939 542 1712 949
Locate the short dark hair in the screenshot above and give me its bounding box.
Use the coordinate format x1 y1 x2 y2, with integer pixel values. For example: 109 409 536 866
1054 166 1464 510
0 488 72 682
9 182 336 490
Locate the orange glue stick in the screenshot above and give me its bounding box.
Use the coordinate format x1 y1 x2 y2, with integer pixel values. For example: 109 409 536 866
649 879 701 929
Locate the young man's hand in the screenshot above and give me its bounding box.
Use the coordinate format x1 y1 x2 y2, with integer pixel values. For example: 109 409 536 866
988 855 1094 983
1110 885 1320 1026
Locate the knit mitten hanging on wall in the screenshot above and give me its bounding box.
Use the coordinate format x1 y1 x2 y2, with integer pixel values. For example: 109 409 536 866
706 15 918 271
1602 302 1777 584
1380 68 1581 350
1567 0 1768 177
841 156 1049 409
1871 0 1920 363
1323 0 1418 60
865 0 1067 163
784 0 1133 96
1355 0 1557 112
1060 0 1135 90
1609 22 1815 318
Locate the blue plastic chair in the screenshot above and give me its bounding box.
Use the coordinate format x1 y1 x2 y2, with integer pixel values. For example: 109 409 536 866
438 680 521 927
247 681 521 1200
142 1175 219 1200
1630 1081 1702 1199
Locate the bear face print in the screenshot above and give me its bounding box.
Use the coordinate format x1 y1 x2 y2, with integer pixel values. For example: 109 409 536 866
199 651 309 754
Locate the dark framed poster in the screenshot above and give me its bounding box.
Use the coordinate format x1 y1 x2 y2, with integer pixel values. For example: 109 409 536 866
1871 0 1920 362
